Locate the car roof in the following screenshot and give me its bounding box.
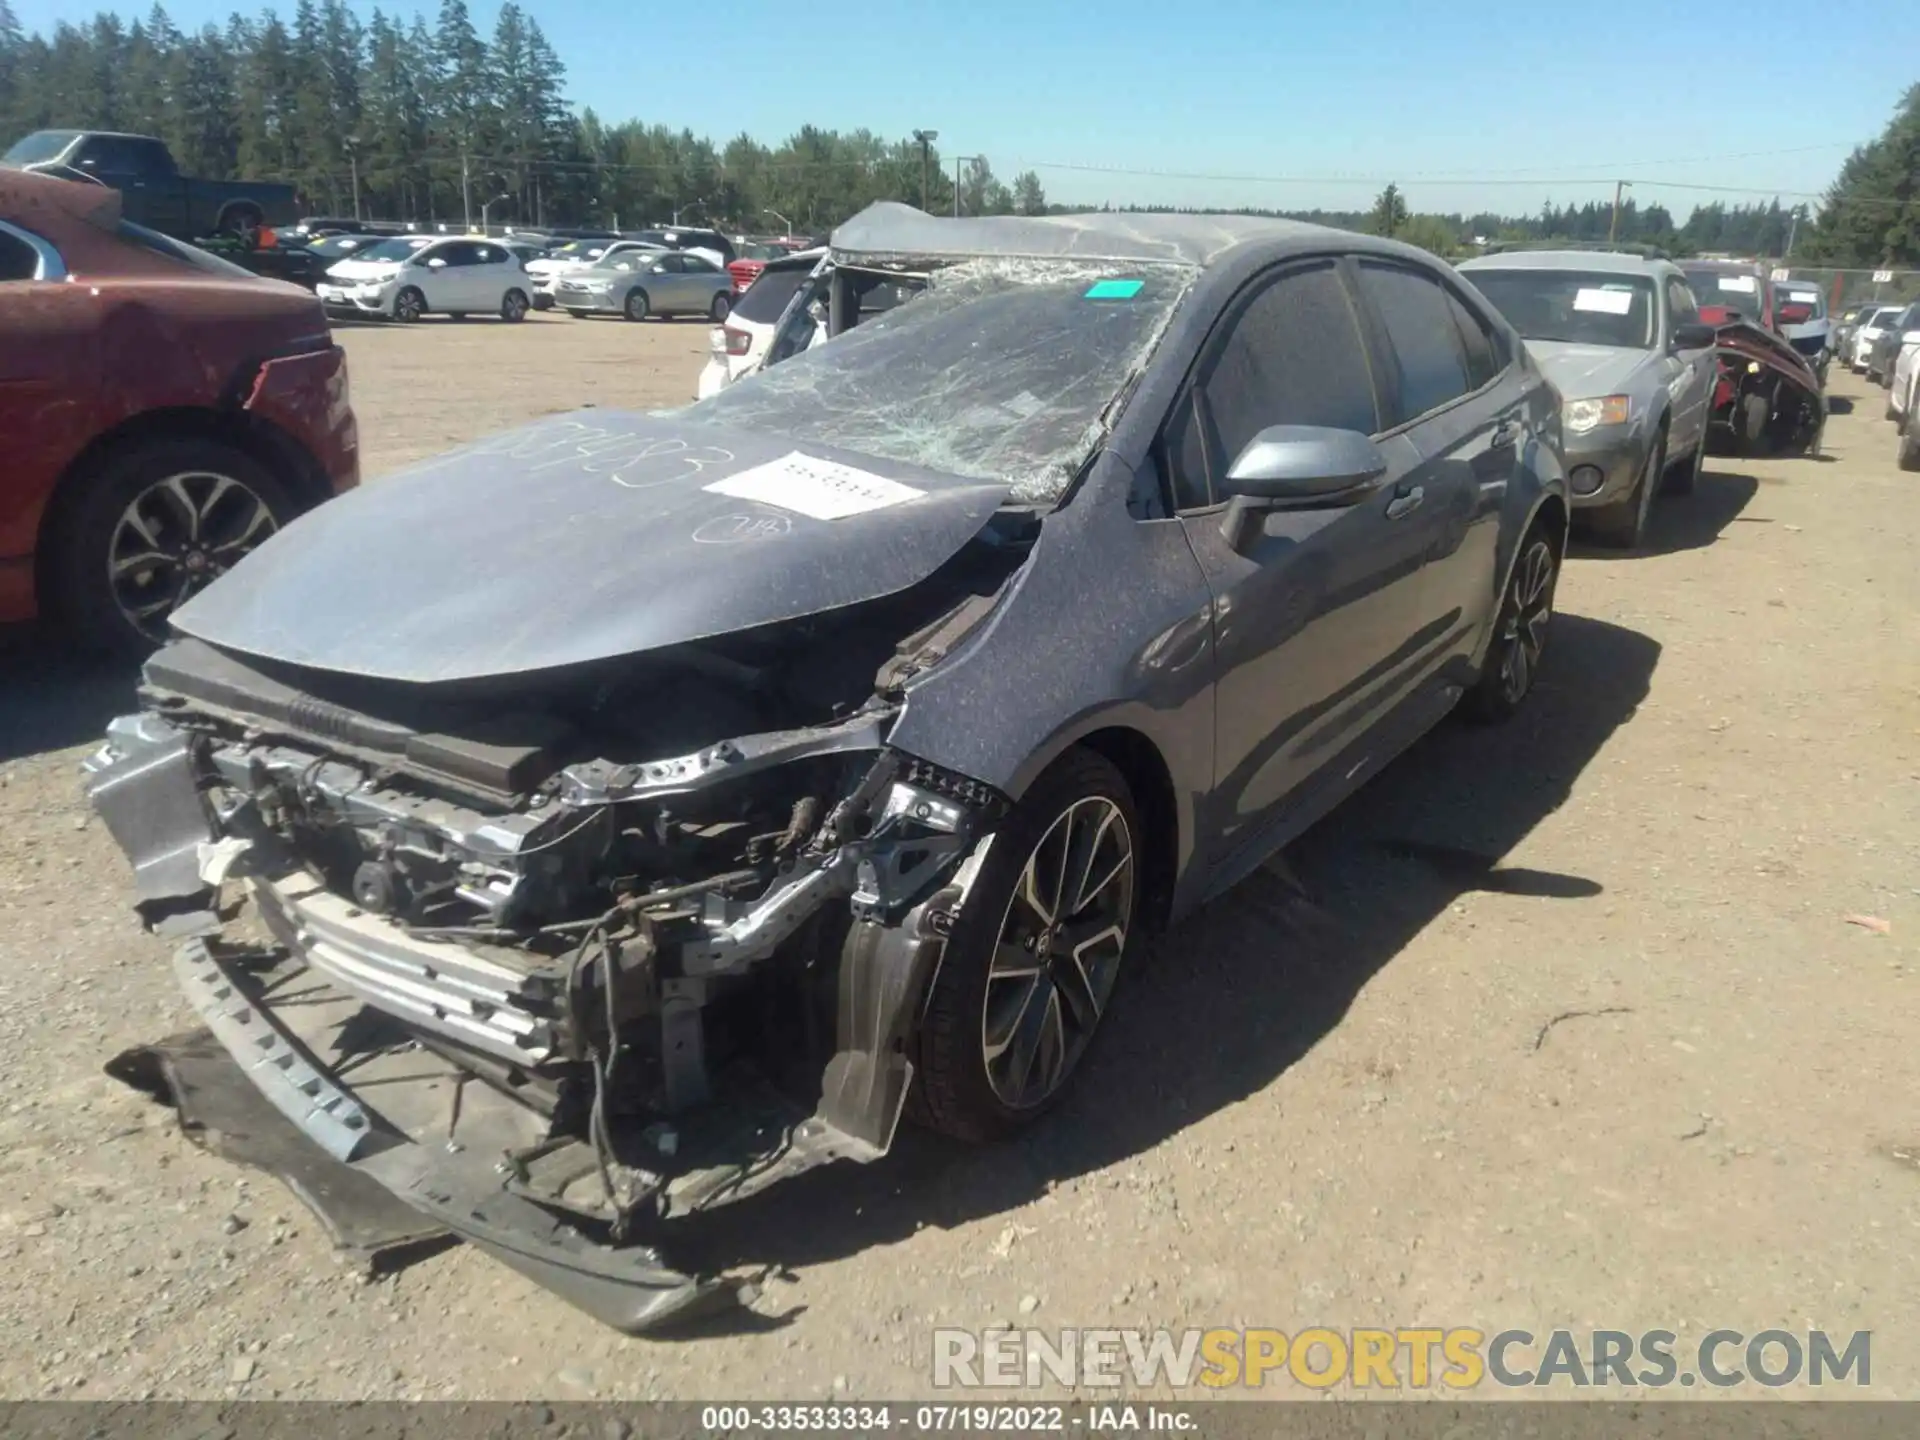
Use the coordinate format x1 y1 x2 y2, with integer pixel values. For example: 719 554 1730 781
829 201 1360 269
0 165 123 228
1459 249 1669 276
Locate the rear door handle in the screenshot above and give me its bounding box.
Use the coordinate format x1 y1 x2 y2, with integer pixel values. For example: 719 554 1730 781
1385 485 1424 520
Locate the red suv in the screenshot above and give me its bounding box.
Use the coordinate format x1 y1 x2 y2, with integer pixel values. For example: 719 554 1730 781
0 169 358 655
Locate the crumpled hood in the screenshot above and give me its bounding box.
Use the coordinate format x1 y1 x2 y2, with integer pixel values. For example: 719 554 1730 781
326 258 401 283
1525 340 1649 400
168 410 1011 683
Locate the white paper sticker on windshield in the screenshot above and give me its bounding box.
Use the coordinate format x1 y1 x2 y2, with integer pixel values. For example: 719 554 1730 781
1718 274 1757 293
1573 287 1635 315
1788 290 1819 304
704 452 926 520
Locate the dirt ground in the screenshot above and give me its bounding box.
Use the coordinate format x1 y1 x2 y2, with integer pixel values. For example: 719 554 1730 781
0 315 1915 1403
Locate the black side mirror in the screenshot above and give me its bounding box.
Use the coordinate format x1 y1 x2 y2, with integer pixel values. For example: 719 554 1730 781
1218 425 1389 548
1672 322 1718 350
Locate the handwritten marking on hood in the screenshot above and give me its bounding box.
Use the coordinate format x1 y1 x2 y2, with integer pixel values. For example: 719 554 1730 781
704 452 927 521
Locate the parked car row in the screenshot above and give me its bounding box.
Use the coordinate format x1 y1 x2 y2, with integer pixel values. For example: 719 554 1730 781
701 237 1826 551
1875 309 1920 469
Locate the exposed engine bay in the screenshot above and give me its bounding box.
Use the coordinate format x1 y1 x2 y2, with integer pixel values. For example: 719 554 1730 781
85 514 1036 1321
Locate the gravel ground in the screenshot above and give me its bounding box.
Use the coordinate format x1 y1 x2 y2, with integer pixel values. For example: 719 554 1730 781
0 318 1915 1402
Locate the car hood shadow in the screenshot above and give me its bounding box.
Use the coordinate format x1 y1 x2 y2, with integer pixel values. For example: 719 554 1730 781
663 611 1660 1279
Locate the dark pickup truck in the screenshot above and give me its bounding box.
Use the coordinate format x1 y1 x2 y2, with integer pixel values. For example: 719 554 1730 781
2 130 296 241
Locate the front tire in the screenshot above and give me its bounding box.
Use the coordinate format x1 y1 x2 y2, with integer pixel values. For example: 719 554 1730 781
393 286 425 323
710 292 732 322
1665 437 1703 496
1587 435 1663 549
1900 405 1920 472
624 288 650 322
46 438 299 658
1464 521 1558 724
912 748 1141 1143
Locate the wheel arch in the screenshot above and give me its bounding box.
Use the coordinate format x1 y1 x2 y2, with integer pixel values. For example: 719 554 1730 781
214 199 264 232
979 722 1183 937
33 404 331 611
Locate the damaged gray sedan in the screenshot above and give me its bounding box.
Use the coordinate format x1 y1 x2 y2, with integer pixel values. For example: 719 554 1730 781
85 203 1569 1331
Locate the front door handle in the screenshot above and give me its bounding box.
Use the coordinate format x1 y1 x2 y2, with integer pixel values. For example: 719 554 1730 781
1385 485 1425 520
1489 418 1520 450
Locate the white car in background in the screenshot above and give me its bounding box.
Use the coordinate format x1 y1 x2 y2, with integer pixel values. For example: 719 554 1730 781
1851 305 1903 373
695 247 824 399
1886 314 1920 441
524 239 662 310
316 235 532 322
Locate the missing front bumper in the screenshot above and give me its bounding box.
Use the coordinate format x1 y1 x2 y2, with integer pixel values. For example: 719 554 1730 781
157 937 734 1332
139 895 953 1330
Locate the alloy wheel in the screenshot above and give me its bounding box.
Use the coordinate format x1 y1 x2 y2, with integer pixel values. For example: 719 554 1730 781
394 289 423 322
1496 537 1556 706
980 795 1135 1109
107 471 278 641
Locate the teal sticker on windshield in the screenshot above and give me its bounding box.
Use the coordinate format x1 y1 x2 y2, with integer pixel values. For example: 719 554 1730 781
1085 279 1145 300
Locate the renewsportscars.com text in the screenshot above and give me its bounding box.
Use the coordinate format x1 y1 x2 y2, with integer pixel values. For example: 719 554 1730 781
932 1326 1872 1390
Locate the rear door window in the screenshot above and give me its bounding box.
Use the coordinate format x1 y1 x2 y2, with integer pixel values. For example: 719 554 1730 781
1355 261 1473 426
734 266 811 324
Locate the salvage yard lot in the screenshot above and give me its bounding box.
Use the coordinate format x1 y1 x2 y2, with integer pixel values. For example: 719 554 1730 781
1 317 1916 1400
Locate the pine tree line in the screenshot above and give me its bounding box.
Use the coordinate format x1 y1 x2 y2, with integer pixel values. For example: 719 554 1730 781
0 0 1909 256
1801 83 1920 267
0 0 1056 229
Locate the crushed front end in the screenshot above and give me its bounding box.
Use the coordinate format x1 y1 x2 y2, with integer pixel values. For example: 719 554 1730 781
83 584 1017 1328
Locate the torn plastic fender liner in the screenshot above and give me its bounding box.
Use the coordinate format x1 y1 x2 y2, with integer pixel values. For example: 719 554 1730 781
820 836 996 1151
168 937 731 1333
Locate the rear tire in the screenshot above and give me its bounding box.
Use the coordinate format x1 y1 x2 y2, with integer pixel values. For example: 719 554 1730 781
46 438 301 659
501 289 529 322
911 748 1142 1143
710 292 732 322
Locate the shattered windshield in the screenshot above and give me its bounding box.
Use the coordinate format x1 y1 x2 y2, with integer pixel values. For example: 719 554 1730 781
680 257 1194 503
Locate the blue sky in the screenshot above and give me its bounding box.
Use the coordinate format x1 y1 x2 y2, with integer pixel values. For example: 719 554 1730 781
17 0 1920 215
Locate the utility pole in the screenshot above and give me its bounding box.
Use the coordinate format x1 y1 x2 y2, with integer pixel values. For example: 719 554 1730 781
1608 180 1631 243
913 128 938 212
460 151 473 233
